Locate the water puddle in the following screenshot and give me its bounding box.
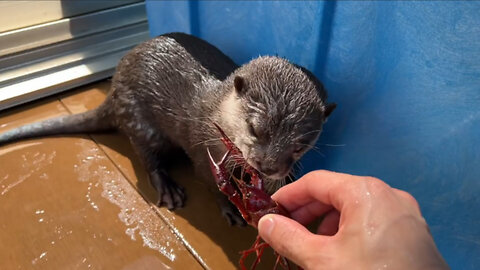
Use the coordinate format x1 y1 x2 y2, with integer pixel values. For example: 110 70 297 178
73 141 178 261
0 138 186 269
1 149 56 196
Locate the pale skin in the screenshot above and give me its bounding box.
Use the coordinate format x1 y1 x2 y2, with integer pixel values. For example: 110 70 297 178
258 170 449 270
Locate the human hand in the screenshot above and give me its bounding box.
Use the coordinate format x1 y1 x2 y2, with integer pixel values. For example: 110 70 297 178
258 170 449 270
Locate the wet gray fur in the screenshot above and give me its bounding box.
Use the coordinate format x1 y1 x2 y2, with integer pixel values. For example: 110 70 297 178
0 33 335 225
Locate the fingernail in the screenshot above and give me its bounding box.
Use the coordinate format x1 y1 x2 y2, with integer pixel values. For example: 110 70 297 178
259 215 275 239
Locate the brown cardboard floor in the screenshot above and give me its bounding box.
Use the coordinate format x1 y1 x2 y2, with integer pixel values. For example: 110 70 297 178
0 81 276 270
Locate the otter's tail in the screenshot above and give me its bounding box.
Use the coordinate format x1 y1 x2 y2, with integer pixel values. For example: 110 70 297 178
0 105 114 145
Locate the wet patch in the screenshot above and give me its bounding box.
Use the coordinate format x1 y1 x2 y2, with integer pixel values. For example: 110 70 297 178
73 141 178 261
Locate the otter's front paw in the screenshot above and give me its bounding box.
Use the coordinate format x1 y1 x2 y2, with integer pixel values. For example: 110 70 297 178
149 169 186 210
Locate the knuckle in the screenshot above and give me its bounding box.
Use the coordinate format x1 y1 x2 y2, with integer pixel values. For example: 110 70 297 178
402 190 417 204
397 190 420 209
307 170 329 179
362 176 391 197
364 176 387 190
363 175 381 183
300 170 331 185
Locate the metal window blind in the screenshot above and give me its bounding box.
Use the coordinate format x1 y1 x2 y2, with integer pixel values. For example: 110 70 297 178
0 1 149 110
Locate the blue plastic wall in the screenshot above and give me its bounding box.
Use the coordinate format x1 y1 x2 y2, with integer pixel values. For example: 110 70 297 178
146 1 480 269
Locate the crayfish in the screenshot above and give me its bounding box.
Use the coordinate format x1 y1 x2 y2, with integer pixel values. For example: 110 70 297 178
207 123 295 270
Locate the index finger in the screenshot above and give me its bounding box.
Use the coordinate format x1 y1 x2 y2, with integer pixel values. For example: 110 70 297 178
272 170 363 214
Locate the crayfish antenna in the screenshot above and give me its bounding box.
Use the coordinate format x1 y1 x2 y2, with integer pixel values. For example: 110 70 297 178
213 122 227 140
213 122 240 154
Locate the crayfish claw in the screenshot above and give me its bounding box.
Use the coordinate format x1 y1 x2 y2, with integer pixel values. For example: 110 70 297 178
206 147 215 165
206 147 231 167
207 147 232 185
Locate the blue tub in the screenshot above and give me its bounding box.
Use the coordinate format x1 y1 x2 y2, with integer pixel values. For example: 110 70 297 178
146 1 480 268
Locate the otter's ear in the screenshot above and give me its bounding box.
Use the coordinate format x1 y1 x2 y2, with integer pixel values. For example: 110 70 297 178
324 103 336 120
234 76 246 94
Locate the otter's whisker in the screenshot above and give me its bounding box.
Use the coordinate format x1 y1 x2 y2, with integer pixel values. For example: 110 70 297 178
192 138 223 147
293 130 323 141
295 160 304 171
309 148 326 157
318 143 346 147
296 143 322 151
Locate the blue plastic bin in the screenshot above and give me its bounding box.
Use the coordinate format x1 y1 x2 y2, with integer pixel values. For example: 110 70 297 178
146 1 480 268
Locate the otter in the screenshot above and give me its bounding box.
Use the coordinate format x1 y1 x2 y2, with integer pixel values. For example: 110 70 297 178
0 33 335 225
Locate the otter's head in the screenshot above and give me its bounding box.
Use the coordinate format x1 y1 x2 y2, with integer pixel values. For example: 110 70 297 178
219 56 335 184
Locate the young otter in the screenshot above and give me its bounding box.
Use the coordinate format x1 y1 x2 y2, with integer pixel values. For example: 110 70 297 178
0 33 335 225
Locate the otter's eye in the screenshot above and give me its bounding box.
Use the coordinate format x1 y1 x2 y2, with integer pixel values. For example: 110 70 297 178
248 124 258 137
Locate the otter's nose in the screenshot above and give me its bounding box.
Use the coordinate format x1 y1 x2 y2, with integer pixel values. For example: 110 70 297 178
257 161 278 176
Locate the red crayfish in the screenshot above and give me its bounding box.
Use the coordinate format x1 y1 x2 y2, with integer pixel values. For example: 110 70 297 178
207 123 295 270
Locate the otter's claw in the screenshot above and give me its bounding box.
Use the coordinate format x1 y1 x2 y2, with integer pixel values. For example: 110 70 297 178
221 202 247 227
150 169 186 210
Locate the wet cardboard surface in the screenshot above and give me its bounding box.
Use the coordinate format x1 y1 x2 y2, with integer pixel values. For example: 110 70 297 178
0 80 281 269
59 81 278 269
0 89 201 269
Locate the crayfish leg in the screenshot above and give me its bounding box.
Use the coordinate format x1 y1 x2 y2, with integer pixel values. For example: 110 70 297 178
239 235 269 270
273 254 294 270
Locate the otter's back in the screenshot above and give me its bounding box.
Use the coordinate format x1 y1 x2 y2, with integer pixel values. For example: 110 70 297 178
162 33 238 80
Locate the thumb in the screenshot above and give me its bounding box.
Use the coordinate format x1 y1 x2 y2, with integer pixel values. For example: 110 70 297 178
258 214 326 268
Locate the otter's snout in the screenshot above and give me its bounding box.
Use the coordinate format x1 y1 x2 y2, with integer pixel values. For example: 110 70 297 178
257 161 278 176
251 158 292 179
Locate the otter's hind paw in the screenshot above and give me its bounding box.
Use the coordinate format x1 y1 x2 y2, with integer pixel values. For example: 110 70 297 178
218 197 246 226
222 208 247 227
